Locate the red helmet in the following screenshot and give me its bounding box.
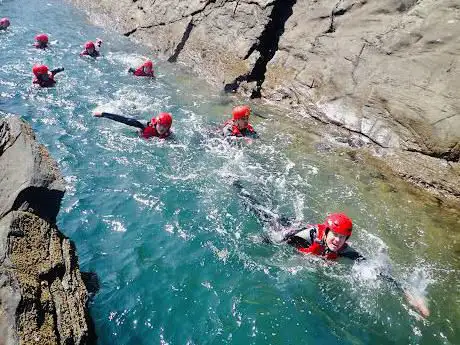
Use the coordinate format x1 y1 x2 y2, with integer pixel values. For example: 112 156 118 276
143 60 153 68
85 41 95 50
32 64 49 76
156 112 172 128
0 18 10 27
324 213 353 237
232 105 251 120
35 34 49 43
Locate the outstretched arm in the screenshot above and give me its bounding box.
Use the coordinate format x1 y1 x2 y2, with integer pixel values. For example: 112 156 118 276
51 67 64 76
93 111 146 130
378 272 430 318
233 180 307 242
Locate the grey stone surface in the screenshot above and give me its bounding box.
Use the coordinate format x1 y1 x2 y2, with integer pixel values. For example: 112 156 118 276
70 0 460 203
0 117 65 222
0 117 95 345
264 0 460 160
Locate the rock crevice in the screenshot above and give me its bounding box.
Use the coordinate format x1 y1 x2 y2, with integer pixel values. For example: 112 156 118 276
224 0 297 98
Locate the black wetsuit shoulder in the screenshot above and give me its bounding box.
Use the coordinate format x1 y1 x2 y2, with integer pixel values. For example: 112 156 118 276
338 244 365 261
287 227 316 248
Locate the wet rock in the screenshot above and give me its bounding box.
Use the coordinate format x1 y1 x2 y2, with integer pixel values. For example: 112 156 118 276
380 150 460 202
314 142 334 152
0 118 64 223
0 117 96 345
264 0 460 159
347 136 366 148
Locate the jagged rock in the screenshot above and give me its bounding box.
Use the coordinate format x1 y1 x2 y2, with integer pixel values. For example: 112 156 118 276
264 0 460 160
0 117 65 223
0 117 96 345
70 0 460 203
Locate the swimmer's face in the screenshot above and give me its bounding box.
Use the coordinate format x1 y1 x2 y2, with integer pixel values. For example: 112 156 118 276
155 123 169 135
87 47 95 54
235 116 249 130
325 230 347 252
143 66 152 74
39 73 49 81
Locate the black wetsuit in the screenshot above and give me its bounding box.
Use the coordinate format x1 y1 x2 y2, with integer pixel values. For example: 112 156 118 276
33 67 65 87
233 180 361 261
51 67 65 75
98 112 148 130
233 181 405 289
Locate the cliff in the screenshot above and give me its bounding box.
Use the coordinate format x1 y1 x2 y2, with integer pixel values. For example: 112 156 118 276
0 116 96 345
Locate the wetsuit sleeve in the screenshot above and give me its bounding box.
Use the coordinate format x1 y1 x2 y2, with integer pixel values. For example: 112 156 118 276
286 227 315 248
128 67 135 74
339 245 365 261
378 272 403 291
51 67 64 75
100 112 146 130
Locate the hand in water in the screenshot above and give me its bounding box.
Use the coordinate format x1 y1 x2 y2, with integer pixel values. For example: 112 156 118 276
96 38 103 47
404 291 430 318
93 111 102 117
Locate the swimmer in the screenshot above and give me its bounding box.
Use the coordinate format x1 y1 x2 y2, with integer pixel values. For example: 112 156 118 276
32 64 64 87
93 111 172 139
80 38 103 58
128 59 155 77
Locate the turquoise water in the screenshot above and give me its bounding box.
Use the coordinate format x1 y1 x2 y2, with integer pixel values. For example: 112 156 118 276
1 1 460 344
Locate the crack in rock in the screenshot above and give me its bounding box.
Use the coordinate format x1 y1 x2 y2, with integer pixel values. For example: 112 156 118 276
224 0 297 98
168 19 194 62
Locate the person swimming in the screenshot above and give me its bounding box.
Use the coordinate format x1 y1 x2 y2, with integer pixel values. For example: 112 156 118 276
222 105 257 138
128 59 155 77
80 39 103 58
93 111 172 139
32 64 64 87
0 18 11 30
233 180 430 317
34 33 49 49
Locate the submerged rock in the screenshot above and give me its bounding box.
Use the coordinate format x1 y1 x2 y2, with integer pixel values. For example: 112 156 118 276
0 116 96 345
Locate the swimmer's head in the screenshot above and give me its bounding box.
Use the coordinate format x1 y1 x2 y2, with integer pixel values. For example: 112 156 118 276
323 213 353 252
142 60 153 74
35 33 49 47
232 105 251 130
153 112 172 135
0 18 10 29
32 64 49 77
85 41 95 54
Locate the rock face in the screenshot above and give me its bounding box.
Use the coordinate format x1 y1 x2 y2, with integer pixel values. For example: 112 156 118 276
0 117 95 345
71 0 460 202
